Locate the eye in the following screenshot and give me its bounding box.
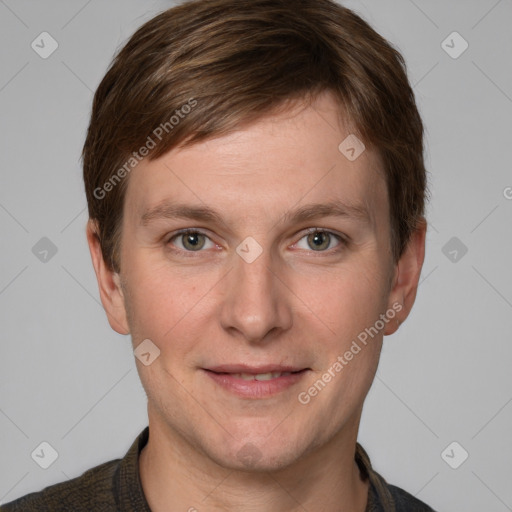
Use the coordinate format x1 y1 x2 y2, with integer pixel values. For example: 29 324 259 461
294 229 344 252
168 229 216 252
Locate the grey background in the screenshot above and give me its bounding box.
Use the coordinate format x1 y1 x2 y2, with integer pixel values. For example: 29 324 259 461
0 0 511 510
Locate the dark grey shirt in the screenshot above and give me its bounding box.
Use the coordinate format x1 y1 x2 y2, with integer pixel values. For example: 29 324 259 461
2 427 436 511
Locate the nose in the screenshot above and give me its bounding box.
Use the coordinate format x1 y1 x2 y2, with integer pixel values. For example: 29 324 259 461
219 245 293 344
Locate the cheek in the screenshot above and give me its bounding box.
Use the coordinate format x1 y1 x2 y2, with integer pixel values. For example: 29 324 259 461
295 261 390 339
307 273 385 407
122 257 219 344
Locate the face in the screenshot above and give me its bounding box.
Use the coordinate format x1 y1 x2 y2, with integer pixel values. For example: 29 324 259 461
89 91 425 472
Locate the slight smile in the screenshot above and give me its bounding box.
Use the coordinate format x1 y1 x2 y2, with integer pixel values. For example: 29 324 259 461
202 365 311 399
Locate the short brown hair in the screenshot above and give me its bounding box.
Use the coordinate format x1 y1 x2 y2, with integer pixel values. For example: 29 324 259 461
82 0 428 273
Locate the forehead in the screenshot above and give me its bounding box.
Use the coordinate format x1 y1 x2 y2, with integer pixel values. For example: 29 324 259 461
124 92 387 228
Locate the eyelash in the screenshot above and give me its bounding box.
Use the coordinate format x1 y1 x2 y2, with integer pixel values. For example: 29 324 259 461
166 228 347 256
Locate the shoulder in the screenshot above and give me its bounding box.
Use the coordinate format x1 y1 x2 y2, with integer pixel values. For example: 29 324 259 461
387 484 437 511
356 443 437 512
1 458 120 512
366 475 438 512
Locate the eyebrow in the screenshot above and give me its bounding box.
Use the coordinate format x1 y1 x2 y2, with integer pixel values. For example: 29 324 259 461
140 200 371 227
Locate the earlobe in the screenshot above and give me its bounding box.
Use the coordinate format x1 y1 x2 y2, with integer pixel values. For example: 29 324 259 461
384 218 427 336
86 220 130 335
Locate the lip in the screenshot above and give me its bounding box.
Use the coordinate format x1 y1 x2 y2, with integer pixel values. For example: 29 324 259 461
202 367 310 399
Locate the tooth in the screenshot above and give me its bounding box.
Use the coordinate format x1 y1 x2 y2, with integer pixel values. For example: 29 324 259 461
254 372 274 381
239 373 257 381
235 372 294 381
226 371 295 381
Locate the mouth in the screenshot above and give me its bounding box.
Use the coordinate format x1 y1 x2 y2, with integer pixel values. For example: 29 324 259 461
202 366 310 398
205 369 307 381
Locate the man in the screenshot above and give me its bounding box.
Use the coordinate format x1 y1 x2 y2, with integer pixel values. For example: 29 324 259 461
2 0 436 510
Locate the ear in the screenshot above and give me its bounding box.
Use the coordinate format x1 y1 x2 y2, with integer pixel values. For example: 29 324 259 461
384 218 427 336
86 219 130 335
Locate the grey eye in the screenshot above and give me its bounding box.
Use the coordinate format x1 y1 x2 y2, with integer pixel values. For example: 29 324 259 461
295 230 342 252
169 231 214 252
181 232 206 251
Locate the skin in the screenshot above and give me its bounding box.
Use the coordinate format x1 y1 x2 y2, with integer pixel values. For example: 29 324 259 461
87 91 426 512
